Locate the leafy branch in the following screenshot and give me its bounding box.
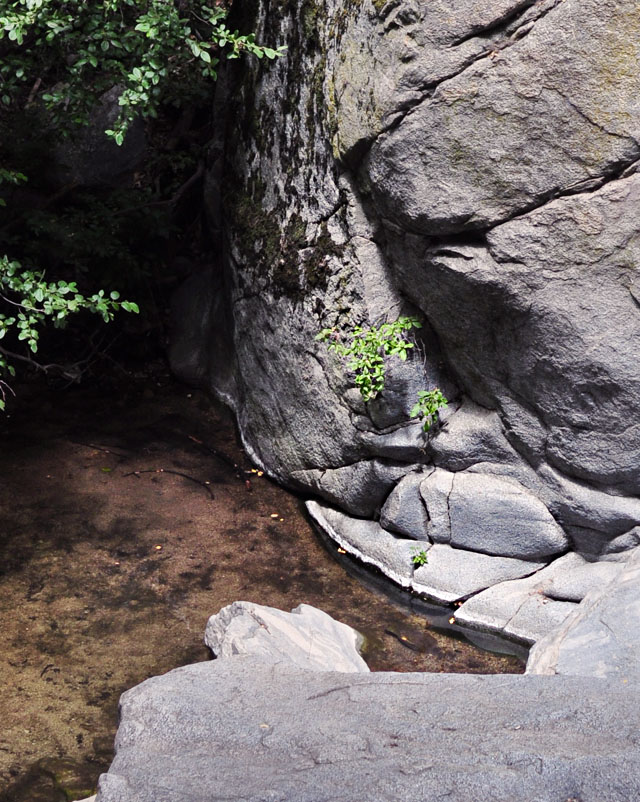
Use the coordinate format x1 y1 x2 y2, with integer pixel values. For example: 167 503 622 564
0 0 286 145
410 388 448 432
317 316 448 433
316 316 422 402
0 256 139 409
0 1 285 410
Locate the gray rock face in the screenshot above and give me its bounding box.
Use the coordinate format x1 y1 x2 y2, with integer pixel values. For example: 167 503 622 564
379 468 431 539
603 525 640 556
292 459 417 518
307 500 419 589
527 547 640 679
455 553 583 643
365 0 640 234
542 561 621 602
204 601 369 673
428 399 521 472
332 0 555 161
169 0 640 631
96 657 640 802
420 469 569 559
308 500 549 617
391 174 640 499
538 466 640 539
412 544 545 604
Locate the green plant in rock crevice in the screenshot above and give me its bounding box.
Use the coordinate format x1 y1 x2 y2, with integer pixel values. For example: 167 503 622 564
316 315 422 402
410 546 428 567
410 388 448 432
316 316 448 434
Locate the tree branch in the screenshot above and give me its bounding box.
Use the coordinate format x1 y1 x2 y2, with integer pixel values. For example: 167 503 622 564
0 345 82 382
111 160 205 217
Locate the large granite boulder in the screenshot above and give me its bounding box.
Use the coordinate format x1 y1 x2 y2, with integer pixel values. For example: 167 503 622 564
96 659 640 802
364 0 640 233
169 0 640 634
420 468 569 559
380 468 432 538
390 175 640 497
95 599 640 802
455 552 584 645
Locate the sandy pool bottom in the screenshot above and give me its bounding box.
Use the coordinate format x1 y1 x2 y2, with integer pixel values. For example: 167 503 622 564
0 373 523 801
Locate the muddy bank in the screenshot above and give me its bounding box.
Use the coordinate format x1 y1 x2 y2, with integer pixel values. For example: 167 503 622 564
0 369 522 800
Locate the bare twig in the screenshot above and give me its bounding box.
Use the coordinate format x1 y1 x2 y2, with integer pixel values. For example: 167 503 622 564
0 378 15 405
26 76 42 107
111 161 205 217
124 468 215 500
0 345 81 381
0 292 32 309
187 434 244 480
73 441 131 458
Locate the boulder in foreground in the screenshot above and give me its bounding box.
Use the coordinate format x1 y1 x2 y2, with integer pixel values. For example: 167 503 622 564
96 657 640 802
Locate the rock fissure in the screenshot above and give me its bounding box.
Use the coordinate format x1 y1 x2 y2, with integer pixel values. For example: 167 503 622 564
597 615 622 646
447 0 558 49
340 0 568 168
444 471 454 541
306 684 355 702
480 157 640 239
548 87 640 147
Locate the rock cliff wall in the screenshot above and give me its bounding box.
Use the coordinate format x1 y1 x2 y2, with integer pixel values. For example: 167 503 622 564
171 0 640 641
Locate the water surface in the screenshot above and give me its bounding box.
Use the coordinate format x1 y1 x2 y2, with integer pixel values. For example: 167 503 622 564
0 370 523 800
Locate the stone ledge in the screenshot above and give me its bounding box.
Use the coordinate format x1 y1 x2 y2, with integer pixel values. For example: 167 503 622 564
95 657 640 802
